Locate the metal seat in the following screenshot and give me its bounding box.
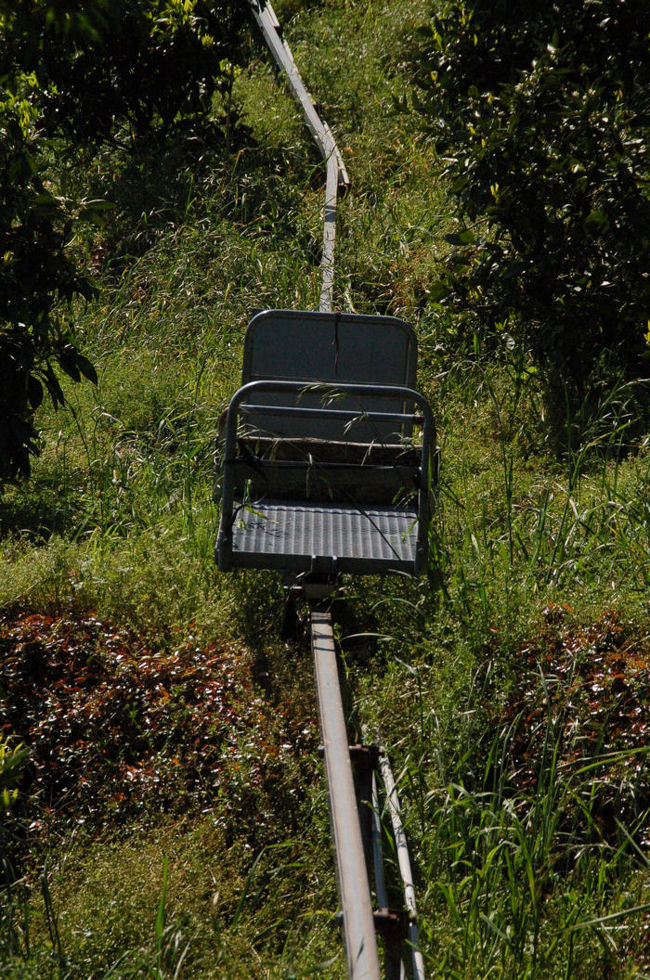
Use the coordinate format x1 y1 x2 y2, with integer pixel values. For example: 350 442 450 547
216 310 436 577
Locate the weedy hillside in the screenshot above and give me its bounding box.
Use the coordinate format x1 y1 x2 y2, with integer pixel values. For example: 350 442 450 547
1 0 649 977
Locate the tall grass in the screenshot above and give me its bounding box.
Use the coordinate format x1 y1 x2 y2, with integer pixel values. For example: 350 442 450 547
1 0 648 976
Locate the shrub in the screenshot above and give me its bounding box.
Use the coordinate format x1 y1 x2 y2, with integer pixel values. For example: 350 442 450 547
414 0 650 401
0 97 97 481
0 0 250 481
5 0 249 144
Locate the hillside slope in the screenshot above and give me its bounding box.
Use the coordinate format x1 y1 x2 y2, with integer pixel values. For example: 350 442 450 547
1 0 649 976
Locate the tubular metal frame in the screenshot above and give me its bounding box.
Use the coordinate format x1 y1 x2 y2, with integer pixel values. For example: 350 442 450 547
216 379 435 577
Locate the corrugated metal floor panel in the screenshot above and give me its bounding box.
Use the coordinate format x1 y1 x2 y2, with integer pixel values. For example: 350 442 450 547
228 498 418 573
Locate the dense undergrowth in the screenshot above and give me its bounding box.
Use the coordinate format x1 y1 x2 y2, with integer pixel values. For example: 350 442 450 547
1 0 649 976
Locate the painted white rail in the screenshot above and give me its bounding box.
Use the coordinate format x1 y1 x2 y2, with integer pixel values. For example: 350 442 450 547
249 0 349 312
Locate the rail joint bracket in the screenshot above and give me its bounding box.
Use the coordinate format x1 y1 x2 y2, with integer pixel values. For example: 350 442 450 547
348 743 380 772
373 907 410 942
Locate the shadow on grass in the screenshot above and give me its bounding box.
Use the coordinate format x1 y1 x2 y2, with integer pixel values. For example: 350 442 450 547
0 474 87 543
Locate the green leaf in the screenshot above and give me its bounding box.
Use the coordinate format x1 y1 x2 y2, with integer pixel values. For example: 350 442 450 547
78 199 114 227
27 374 43 409
59 348 81 382
74 352 98 384
445 230 475 246
584 210 610 233
428 281 450 301
44 362 65 407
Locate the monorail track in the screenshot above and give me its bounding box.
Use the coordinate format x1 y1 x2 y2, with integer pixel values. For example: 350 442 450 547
227 5 428 975
311 603 426 979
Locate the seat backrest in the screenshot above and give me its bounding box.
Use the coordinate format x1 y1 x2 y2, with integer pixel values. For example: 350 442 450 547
241 310 417 441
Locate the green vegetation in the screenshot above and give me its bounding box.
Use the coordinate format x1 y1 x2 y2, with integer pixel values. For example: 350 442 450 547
0 0 249 480
412 0 650 429
1 0 649 977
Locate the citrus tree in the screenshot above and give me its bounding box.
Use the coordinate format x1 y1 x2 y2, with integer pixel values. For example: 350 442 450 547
414 0 650 404
0 0 249 482
0 72 99 480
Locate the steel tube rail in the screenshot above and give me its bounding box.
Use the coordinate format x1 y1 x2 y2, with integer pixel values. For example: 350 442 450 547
249 0 349 183
223 380 435 426
248 0 349 313
371 774 402 980
239 404 423 425
378 750 425 980
320 153 339 313
371 772 388 912
311 608 381 979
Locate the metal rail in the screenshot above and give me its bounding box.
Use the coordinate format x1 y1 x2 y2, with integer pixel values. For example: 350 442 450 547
248 6 426 977
311 608 381 978
379 749 426 980
249 0 349 312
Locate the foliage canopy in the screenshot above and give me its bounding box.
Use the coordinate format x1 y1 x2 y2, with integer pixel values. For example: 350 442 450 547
0 0 249 482
3 0 248 142
415 0 650 400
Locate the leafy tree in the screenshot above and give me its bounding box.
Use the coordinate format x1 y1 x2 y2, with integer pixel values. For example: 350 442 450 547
414 0 650 402
4 0 248 144
0 1 249 482
0 77 98 481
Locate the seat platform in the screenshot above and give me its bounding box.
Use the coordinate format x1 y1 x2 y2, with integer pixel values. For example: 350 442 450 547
227 498 418 574
216 311 436 579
